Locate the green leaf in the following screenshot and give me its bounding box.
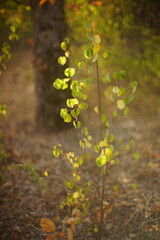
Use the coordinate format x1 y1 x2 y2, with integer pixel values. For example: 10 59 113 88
76 121 81 128
126 95 134 103
60 108 72 122
109 135 115 142
58 56 67 65
105 147 112 157
96 155 107 167
112 86 120 95
105 74 111 82
53 144 62 158
113 111 118 117
66 98 79 108
73 121 81 128
53 78 62 90
125 144 130 151
114 185 119 192
117 99 125 109
84 48 93 59
130 139 136 147
78 62 83 69
64 114 72 122
109 95 115 102
119 70 127 80
131 183 138 189
94 145 100 153
130 81 138 93
64 68 76 77
65 180 73 189
61 41 67 51
124 106 129 116
64 38 70 44
81 127 89 136
133 152 141 160
101 114 107 123
113 72 119 79
71 110 77 118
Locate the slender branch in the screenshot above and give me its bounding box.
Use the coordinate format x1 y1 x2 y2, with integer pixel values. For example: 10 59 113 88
95 60 103 139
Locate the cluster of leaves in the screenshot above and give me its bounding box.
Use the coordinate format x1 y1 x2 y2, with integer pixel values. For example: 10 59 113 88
65 0 160 101
40 31 141 239
0 0 31 75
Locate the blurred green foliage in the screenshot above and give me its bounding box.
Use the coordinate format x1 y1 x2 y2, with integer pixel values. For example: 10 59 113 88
65 0 160 114
0 0 159 113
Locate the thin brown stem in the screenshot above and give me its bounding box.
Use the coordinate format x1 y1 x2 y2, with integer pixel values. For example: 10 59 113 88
95 60 103 139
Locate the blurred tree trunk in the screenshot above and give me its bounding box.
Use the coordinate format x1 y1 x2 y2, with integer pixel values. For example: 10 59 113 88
33 0 71 132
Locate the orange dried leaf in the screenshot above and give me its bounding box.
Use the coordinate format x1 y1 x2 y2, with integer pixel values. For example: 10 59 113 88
92 1 102 6
46 235 56 240
56 232 65 238
49 0 56 4
39 0 48 5
40 218 56 233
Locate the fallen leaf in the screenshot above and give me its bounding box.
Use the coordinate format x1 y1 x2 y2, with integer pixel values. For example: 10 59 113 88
39 0 48 5
46 234 56 240
40 218 56 233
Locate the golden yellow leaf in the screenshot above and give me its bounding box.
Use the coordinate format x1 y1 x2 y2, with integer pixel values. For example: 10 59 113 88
40 218 56 233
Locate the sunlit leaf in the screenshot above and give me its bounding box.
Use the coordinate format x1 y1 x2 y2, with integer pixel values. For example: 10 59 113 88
133 152 141 160
66 98 79 108
64 68 76 77
44 171 48 177
93 44 100 54
130 81 138 93
117 99 125 109
40 218 56 233
94 34 101 44
113 111 118 117
105 148 112 157
61 41 67 51
84 48 93 59
101 114 106 123
94 106 99 114
99 140 108 147
96 155 107 167
58 56 66 65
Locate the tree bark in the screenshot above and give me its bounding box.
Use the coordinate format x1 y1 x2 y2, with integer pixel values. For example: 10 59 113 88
33 0 71 132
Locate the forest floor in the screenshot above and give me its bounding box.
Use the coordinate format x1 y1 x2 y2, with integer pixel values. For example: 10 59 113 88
0 50 160 240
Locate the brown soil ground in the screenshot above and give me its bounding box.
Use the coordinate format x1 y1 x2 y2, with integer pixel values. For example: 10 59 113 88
0 50 160 240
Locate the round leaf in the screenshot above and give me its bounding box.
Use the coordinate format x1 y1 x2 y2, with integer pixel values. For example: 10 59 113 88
84 48 93 59
40 218 56 233
96 155 107 167
117 100 125 109
64 68 76 77
58 56 66 65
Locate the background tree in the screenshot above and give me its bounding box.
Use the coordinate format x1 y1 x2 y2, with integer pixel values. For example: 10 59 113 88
32 0 71 132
